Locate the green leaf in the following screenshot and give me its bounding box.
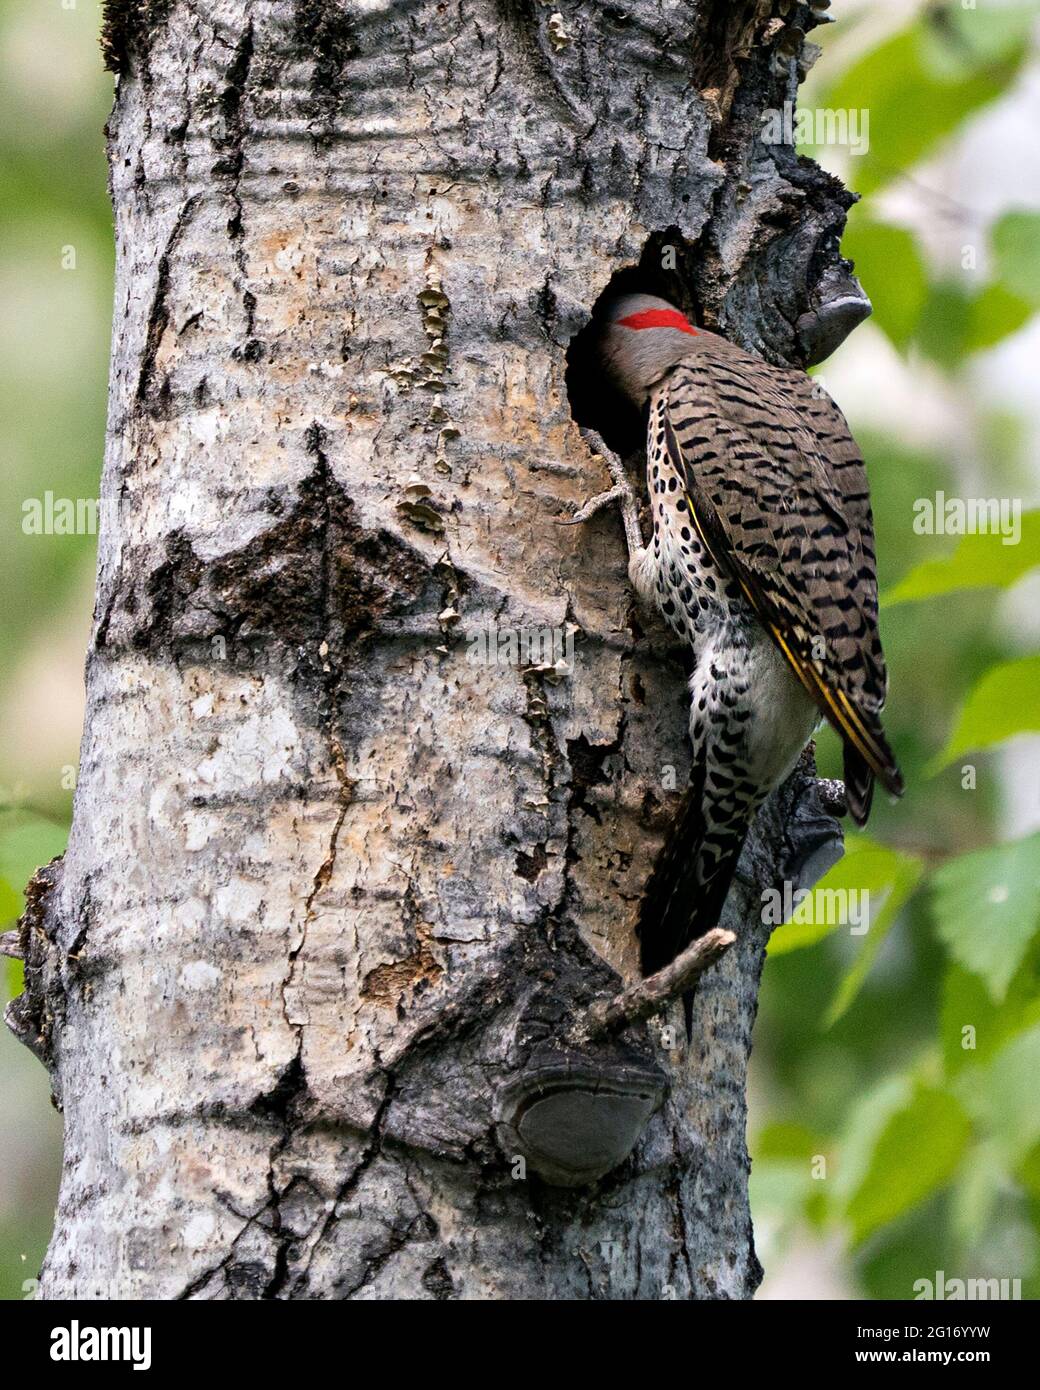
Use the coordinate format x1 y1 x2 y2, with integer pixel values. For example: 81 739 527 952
768 835 924 1023
755 1120 825 1162
816 24 1026 198
843 218 927 349
846 1085 972 1244
964 282 1034 353
931 833 1040 1003
752 1123 833 1230
928 655 1040 772
949 1142 1008 1251
884 509 1040 605
941 956 1040 1078
956 1024 1040 1165
832 1073 913 1211
916 281 1034 369
825 853 924 1027
768 836 924 1023
748 1159 817 1231
992 211 1040 309
915 282 969 371
1017 1139 1040 1201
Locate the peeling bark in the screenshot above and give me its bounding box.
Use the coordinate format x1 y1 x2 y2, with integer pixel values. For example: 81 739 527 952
9 0 857 1299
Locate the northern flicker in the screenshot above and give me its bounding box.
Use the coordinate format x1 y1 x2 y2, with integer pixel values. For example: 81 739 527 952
567 293 903 1001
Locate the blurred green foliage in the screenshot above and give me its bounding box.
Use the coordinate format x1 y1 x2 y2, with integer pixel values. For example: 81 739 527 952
929 655 1040 770
884 512 1040 604
754 0 1040 1299
800 8 1032 195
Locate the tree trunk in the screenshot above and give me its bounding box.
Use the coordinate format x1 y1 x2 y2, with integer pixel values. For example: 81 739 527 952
8 0 857 1299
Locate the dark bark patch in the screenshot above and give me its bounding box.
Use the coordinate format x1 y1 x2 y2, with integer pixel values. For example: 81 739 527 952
96 453 437 663
249 1053 308 1127
515 843 548 882
421 1256 457 1300
136 195 202 412
293 0 357 113
101 0 173 76
566 732 623 824
222 1263 270 1300
5 857 65 1079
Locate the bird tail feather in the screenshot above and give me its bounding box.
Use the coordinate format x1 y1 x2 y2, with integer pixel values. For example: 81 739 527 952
638 764 751 1038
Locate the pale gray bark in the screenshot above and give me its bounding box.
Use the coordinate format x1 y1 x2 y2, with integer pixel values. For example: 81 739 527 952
8 0 855 1299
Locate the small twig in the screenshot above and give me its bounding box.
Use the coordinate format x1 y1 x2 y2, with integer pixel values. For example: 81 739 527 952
1 930 24 960
572 927 736 1044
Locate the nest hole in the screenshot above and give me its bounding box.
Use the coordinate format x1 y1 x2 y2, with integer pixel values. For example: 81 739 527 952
564 229 700 457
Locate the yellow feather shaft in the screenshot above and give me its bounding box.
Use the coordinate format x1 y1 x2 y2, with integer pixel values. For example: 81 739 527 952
684 494 888 781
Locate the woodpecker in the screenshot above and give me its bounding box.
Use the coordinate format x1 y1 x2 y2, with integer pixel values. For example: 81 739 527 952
568 293 903 1004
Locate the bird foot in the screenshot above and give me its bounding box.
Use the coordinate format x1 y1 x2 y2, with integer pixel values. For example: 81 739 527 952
557 429 644 557
559 482 632 526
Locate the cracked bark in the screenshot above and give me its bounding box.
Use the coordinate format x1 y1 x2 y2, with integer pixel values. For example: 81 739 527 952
8 0 857 1299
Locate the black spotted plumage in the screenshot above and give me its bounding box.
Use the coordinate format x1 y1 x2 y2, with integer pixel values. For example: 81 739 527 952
625 327 902 1011
578 294 903 1021
658 338 902 820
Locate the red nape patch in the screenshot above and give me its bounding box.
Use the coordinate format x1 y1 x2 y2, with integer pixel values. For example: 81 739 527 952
618 308 697 335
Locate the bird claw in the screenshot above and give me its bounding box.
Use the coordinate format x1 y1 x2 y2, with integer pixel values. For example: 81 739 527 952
562 429 644 557
579 428 631 491
558 483 632 526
